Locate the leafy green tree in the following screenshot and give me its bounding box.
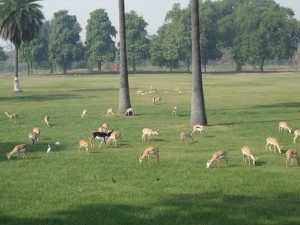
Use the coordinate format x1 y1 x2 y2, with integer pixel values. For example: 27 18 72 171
190 0 207 126
86 9 116 74
0 45 8 62
0 0 44 91
118 0 132 115
125 11 150 73
49 10 83 75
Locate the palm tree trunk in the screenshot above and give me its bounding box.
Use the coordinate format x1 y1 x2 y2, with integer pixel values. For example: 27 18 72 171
14 46 22 92
118 0 132 116
190 0 207 126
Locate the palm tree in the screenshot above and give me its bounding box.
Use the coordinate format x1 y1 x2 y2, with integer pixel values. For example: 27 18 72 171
190 0 207 126
118 0 132 115
0 0 44 92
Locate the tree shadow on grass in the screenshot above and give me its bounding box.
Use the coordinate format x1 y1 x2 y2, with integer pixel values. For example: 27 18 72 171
1 192 300 225
0 94 80 102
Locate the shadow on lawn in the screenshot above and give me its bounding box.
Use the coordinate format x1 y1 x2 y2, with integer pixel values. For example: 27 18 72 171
1 192 300 225
0 93 79 102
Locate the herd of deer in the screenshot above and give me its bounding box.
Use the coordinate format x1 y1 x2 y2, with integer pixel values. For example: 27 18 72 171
3 109 300 168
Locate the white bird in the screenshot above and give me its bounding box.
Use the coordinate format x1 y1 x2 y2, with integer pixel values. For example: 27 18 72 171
55 142 61 146
47 144 51 153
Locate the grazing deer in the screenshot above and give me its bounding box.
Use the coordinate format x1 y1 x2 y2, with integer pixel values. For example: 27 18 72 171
124 108 134 116
7 144 28 160
279 122 292 134
142 128 159 141
265 137 282 153
293 130 300 144
172 106 179 116
152 96 161 105
206 150 227 168
192 124 205 136
32 127 40 143
28 132 39 145
106 108 114 116
180 131 193 144
81 109 88 118
139 146 159 164
44 115 50 126
285 149 299 168
79 138 92 153
106 131 121 146
98 123 109 132
4 112 19 122
242 146 258 166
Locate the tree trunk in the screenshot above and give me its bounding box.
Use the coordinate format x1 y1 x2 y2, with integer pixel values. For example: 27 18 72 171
259 58 265 72
132 61 136 73
30 60 33 75
27 63 30 75
50 63 53 73
14 46 22 92
190 0 207 126
63 62 67 75
98 61 102 74
118 0 132 116
234 58 243 72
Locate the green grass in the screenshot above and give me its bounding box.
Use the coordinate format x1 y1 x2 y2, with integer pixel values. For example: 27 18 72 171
1 72 300 225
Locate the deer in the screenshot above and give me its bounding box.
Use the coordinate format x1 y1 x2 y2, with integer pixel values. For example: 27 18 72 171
265 137 282 153
124 108 134 116
171 106 179 116
293 130 300 144
152 96 161 105
285 149 299 168
4 112 19 122
106 108 114 116
81 109 88 118
242 146 258 166
98 123 109 132
206 150 227 168
142 128 159 142
139 146 159 164
91 130 113 148
7 144 28 160
278 122 292 134
32 127 40 142
28 132 39 145
106 131 121 146
79 138 92 153
44 115 50 126
192 124 205 136
180 131 193 144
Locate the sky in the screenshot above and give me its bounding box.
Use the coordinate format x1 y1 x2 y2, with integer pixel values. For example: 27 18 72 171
1 0 300 45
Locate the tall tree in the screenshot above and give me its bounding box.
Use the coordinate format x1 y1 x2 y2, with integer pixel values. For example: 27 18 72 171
48 10 83 75
190 0 207 126
118 0 132 115
86 9 116 74
125 10 150 73
0 0 44 91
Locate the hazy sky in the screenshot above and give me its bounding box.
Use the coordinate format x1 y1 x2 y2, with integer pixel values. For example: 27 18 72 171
1 0 299 44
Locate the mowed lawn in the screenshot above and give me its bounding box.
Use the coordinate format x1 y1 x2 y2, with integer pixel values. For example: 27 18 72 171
0 72 300 225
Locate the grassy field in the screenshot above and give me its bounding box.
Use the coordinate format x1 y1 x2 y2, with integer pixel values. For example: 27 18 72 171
1 72 300 225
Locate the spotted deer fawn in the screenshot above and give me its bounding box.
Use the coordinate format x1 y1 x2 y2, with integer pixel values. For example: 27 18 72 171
81 109 88 118
285 149 299 168
106 131 121 146
293 130 300 144
79 138 92 153
242 146 258 166
142 128 159 141
4 112 19 122
265 137 282 153
139 146 159 164
124 108 134 116
207 150 227 168
152 97 161 105
106 108 114 116
7 144 28 160
278 122 292 134
180 131 193 144
44 115 50 126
